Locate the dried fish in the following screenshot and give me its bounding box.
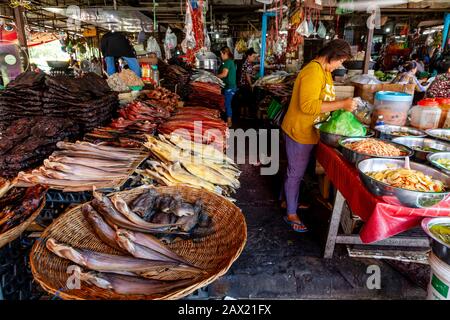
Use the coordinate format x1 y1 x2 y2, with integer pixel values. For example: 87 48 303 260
114 228 191 265
79 271 194 295
82 203 124 252
110 194 180 230
46 238 200 275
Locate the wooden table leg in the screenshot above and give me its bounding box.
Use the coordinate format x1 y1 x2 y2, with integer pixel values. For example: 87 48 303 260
324 191 346 259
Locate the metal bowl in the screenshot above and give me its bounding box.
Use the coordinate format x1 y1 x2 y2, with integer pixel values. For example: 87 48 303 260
426 128 450 143
357 158 450 208
422 217 450 265
374 125 426 141
315 123 374 148
392 137 450 162
427 152 450 176
339 137 413 165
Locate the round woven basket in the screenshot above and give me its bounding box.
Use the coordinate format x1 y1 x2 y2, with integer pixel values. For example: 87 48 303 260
0 196 46 249
30 186 247 300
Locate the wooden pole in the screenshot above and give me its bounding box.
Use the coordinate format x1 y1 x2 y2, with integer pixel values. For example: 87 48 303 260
363 15 375 74
13 6 29 63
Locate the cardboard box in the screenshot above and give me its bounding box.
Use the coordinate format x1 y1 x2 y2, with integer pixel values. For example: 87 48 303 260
352 83 415 104
334 85 355 100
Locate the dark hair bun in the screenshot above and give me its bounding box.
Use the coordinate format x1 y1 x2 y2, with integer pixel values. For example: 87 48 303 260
317 39 352 63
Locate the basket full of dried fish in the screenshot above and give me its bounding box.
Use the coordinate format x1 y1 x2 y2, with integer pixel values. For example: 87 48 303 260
0 185 47 249
30 185 247 300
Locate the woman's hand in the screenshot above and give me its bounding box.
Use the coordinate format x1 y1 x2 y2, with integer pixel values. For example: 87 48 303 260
342 98 357 112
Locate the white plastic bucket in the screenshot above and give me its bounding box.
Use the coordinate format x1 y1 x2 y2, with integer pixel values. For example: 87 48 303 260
427 253 450 300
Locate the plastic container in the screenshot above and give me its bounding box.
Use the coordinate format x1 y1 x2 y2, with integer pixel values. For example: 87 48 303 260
372 91 413 126
151 65 159 87
437 98 450 128
375 115 385 127
410 99 442 130
445 112 450 129
427 253 450 300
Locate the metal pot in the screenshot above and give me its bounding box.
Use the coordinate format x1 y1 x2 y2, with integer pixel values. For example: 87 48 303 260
426 128 450 144
195 52 218 72
315 123 374 148
392 137 450 162
339 137 413 166
428 152 450 176
374 125 426 141
357 158 450 208
422 217 450 265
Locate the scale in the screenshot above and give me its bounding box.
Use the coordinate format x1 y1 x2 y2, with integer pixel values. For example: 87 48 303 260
0 40 27 87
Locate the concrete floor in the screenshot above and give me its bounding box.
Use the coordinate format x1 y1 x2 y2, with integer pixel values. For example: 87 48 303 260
206 118 428 300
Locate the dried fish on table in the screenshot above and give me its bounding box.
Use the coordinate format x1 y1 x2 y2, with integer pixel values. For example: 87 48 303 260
191 70 225 87
15 141 148 192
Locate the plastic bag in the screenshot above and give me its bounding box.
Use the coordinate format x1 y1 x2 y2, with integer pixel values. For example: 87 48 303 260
297 19 310 37
353 97 374 125
308 19 315 37
317 21 327 39
164 27 178 60
226 37 234 52
320 110 367 136
146 36 162 58
204 28 211 51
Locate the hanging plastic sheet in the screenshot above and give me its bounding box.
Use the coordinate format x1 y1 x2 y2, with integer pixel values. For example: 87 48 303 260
164 27 177 60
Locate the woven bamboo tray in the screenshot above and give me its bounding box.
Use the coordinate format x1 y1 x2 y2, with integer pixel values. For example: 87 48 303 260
0 195 46 249
30 185 247 300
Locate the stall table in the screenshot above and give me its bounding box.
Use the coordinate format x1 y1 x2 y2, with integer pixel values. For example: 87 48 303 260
316 142 450 259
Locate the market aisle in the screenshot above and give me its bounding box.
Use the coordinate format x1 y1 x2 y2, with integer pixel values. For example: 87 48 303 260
206 120 427 299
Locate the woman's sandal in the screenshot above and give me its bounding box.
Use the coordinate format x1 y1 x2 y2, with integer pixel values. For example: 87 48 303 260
283 216 309 233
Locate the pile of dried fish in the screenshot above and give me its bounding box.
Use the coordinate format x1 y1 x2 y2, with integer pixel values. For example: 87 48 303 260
138 87 180 112
0 72 118 133
141 134 240 198
15 142 147 192
191 70 225 88
186 82 225 111
0 185 47 235
157 61 192 99
85 87 180 147
44 188 214 295
158 107 228 149
254 71 291 87
0 117 80 178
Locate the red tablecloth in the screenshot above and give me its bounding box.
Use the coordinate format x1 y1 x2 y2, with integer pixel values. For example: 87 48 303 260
316 142 450 243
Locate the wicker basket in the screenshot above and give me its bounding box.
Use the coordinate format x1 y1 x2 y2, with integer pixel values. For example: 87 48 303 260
30 186 247 300
0 196 46 249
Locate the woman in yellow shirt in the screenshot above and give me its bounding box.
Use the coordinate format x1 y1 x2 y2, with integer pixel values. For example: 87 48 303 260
281 39 357 232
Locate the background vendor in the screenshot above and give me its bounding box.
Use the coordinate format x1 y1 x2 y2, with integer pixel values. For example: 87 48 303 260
217 46 237 127
239 48 258 118
101 31 142 77
391 61 428 92
281 39 357 233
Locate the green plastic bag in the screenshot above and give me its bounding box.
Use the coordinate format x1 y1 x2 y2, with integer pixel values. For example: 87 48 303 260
267 99 282 120
320 110 366 136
